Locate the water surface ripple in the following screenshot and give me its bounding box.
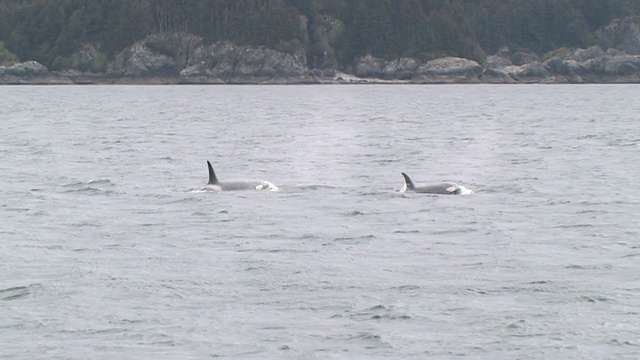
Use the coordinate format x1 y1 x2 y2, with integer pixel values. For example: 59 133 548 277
1 85 639 359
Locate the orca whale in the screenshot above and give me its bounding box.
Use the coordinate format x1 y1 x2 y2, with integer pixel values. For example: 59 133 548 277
400 172 463 195
203 161 277 191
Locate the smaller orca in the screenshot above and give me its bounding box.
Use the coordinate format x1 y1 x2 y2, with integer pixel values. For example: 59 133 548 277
400 172 463 195
203 161 277 191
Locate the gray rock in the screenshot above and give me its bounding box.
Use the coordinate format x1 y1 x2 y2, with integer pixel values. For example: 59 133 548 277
573 46 607 62
108 33 307 80
108 32 203 76
511 61 549 79
354 55 387 78
414 57 483 79
480 68 515 83
235 46 306 78
544 58 585 76
108 42 179 76
486 54 512 68
511 52 540 66
543 47 573 61
382 57 419 80
597 17 640 55
583 54 640 76
183 41 236 77
0 61 76 84
183 41 307 79
3 60 49 76
544 46 605 63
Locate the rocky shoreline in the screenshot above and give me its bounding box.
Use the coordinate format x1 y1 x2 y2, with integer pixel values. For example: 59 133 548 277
2 18 640 85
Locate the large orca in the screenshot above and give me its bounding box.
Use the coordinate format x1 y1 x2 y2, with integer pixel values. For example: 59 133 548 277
203 161 277 191
400 172 463 195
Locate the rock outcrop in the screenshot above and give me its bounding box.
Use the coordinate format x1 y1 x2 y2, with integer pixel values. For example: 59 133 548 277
413 57 483 82
0 60 72 84
349 55 483 83
511 51 540 66
382 58 420 80
182 41 307 81
107 32 202 76
596 17 640 55
4 17 640 85
480 68 515 83
543 58 585 77
352 55 419 80
510 61 550 81
581 53 640 81
104 32 308 83
3 60 49 77
353 54 387 78
479 41 640 83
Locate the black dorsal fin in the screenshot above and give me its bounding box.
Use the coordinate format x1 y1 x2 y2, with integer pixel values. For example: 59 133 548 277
207 161 218 184
401 172 415 190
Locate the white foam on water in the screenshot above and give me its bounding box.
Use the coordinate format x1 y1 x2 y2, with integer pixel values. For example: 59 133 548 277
256 181 279 191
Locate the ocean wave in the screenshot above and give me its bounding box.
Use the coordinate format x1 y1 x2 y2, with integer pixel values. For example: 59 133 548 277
0 286 30 301
294 184 339 191
60 179 120 196
0 284 42 301
63 179 115 187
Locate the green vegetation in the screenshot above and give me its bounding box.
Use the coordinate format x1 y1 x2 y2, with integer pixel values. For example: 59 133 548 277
0 41 18 65
0 0 638 71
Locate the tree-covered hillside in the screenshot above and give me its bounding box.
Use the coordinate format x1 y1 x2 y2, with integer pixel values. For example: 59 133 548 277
1 0 639 71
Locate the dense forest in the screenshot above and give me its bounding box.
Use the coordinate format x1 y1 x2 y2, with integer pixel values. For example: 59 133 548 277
1 0 639 71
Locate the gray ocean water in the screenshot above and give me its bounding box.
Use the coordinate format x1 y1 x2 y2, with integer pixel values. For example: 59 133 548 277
1 84 639 359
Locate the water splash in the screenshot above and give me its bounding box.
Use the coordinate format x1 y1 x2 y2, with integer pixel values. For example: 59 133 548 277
256 181 279 191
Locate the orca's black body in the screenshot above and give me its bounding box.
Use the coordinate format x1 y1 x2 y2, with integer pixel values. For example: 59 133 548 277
401 172 462 195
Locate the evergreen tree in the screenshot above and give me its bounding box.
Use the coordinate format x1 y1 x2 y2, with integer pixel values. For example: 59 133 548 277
0 0 638 70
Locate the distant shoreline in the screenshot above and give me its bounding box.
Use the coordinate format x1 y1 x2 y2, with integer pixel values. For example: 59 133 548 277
3 75 640 85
